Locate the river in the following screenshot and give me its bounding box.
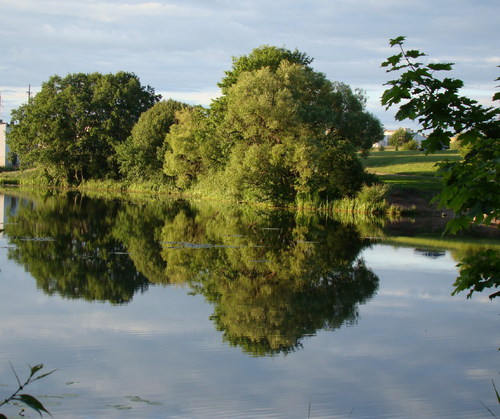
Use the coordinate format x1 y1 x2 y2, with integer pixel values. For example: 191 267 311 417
0 190 498 418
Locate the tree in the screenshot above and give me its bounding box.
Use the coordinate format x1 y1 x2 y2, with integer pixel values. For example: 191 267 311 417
327 82 384 155
388 127 413 150
163 106 216 189
219 56 379 204
218 44 314 94
163 45 382 206
117 99 187 181
381 36 499 300
219 46 384 153
8 72 159 185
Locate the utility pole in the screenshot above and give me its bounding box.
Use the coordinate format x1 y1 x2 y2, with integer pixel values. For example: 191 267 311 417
27 84 32 103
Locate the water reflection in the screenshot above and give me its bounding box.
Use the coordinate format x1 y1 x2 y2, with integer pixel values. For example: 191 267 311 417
3 191 379 355
5 193 149 304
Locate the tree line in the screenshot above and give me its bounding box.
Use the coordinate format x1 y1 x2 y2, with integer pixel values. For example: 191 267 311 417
8 45 384 207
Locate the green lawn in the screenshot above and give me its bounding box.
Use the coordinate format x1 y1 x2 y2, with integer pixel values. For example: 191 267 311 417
361 149 463 196
363 150 461 176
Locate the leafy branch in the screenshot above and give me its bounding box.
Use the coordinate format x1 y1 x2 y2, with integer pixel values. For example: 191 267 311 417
381 36 498 154
381 36 500 300
381 36 500 234
0 363 56 418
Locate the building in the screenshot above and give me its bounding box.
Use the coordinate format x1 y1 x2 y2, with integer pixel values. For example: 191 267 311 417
0 120 13 167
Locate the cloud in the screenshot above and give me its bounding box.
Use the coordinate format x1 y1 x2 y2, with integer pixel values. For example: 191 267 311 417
0 0 498 127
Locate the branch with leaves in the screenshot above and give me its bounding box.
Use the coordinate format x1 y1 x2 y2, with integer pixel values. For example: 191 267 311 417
381 36 500 234
381 36 499 301
0 363 55 418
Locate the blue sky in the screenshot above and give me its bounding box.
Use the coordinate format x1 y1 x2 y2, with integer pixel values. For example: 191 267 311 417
0 0 498 130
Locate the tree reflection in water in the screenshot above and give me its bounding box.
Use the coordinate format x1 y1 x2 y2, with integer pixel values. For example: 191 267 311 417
4 192 379 355
6 193 149 304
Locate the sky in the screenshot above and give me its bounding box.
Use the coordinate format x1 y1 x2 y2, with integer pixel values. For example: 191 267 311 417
0 0 498 130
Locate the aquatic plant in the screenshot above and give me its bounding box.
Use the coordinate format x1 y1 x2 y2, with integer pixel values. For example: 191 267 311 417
0 363 55 418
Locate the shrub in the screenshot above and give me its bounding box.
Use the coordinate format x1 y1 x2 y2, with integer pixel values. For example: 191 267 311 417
402 139 419 150
357 183 390 204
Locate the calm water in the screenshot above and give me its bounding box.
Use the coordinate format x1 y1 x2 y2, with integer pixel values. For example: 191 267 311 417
0 191 498 418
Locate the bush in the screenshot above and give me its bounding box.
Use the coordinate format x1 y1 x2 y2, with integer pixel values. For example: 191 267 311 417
357 183 389 204
401 139 419 150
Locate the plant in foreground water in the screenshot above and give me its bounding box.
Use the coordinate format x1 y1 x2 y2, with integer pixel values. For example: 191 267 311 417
0 363 55 418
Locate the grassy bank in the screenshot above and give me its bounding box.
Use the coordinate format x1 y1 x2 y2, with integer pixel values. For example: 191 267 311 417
0 150 460 214
362 149 462 204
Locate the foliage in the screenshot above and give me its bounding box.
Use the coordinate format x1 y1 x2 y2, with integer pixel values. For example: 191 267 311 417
356 183 390 204
3 191 380 355
163 106 220 189
381 36 500 233
5 194 149 303
389 127 413 150
218 44 314 94
381 36 500 299
451 249 500 299
0 363 55 418
8 72 159 185
401 139 418 151
117 99 187 181
163 45 383 206
330 183 391 215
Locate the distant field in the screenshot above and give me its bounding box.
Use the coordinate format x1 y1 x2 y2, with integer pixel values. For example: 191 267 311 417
363 150 462 176
362 149 463 195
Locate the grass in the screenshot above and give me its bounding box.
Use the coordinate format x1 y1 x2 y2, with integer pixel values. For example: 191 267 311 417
0 167 40 185
363 149 461 176
385 236 500 252
379 174 443 194
361 149 464 199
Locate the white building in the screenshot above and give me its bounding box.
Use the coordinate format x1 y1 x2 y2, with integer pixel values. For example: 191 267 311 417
0 120 13 167
373 128 426 148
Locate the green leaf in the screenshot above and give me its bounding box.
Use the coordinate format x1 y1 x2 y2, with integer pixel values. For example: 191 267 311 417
14 394 52 417
389 36 406 46
428 63 453 72
34 369 57 381
30 364 44 377
381 53 403 68
405 49 425 59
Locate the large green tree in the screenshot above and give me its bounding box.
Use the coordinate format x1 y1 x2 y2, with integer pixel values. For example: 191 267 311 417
164 45 382 205
116 99 187 182
9 72 159 185
216 45 383 154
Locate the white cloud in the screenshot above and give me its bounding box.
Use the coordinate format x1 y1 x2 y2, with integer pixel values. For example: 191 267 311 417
0 0 498 127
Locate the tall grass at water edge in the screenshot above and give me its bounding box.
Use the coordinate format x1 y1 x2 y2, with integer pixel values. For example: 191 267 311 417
322 183 402 217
